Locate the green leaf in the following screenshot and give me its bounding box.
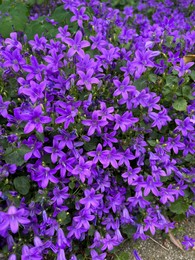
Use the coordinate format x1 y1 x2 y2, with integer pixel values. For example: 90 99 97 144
189 70 195 81
134 76 146 90
172 98 187 111
13 176 30 195
3 145 31 166
57 211 71 225
147 140 156 146
165 75 178 87
83 138 98 152
170 198 189 214
121 224 136 239
182 85 195 100
148 73 157 83
117 252 130 260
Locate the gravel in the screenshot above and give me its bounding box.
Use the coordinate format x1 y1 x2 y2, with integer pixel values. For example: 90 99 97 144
118 217 195 260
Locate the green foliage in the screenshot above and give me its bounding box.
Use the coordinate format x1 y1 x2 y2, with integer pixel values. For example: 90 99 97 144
3 145 31 166
172 98 187 112
170 197 189 215
13 176 30 195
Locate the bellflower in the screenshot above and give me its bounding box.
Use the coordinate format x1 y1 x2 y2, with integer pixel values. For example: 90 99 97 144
4 32 22 51
64 30 90 58
22 56 45 81
72 156 92 183
22 105 51 134
174 59 194 77
182 236 195 250
0 95 10 118
113 76 136 99
149 108 171 130
80 188 103 209
82 111 108 136
0 206 30 234
29 34 47 52
2 49 25 72
77 69 99 91
70 7 89 28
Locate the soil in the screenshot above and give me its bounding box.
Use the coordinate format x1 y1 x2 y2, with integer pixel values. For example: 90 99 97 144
117 217 195 260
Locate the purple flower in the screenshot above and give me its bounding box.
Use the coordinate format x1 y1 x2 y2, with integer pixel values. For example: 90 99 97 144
139 176 162 196
44 139 65 163
102 147 123 169
174 59 194 77
2 49 25 72
0 206 30 234
165 135 185 154
133 249 143 260
57 249 66 260
144 216 159 235
23 136 42 161
132 49 160 78
57 228 70 249
122 167 141 185
22 105 51 134
51 186 69 206
29 34 47 52
159 185 177 204
77 69 99 91
70 7 89 28
72 156 92 183
82 111 108 136
90 249 106 260
96 102 114 121
56 25 71 42
55 103 78 129
64 31 90 58
0 95 10 118
90 33 107 50
19 80 46 103
5 32 22 51
175 117 194 136
87 143 108 164
80 188 103 209
22 56 45 81
101 234 119 251
33 166 58 188
149 108 171 130
182 236 195 250
114 111 139 132
44 49 64 72
73 209 95 229
21 245 42 260
118 149 136 168
113 76 135 99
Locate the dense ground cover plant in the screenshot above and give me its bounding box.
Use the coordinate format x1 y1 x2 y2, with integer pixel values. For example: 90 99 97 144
0 0 195 259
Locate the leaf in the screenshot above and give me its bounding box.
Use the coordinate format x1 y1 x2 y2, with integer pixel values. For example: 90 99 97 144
189 70 195 81
172 98 187 111
13 176 30 195
3 145 31 166
148 73 157 83
134 76 147 90
83 138 98 151
182 85 194 100
117 252 130 260
168 232 184 251
57 211 71 225
165 75 178 87
169 198 189 214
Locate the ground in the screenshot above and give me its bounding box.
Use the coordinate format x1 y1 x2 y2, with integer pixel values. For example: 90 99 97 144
119 217 195 260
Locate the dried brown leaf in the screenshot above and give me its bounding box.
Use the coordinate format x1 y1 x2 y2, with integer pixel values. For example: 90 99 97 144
168 232 184 251
183 54 195 64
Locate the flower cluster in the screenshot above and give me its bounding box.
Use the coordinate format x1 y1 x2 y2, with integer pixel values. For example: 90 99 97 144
0 0 195 259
